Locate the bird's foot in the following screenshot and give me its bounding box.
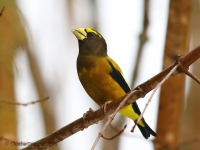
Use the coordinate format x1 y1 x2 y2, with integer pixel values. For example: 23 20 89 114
135 86 146 98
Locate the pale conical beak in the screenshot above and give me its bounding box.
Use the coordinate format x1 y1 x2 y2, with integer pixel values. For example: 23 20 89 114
72 28 87 41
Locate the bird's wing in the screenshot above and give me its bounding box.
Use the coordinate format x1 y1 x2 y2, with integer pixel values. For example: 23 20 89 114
106 58 130 93
106 57 142 115
106 57 157 138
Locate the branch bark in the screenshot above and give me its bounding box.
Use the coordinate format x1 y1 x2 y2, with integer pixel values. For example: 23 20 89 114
22 46 200 150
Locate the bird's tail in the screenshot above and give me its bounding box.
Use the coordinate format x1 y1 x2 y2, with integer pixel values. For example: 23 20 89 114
137 118 157 139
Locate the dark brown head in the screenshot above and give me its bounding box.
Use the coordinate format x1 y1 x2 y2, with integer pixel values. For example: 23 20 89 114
72 28 107 56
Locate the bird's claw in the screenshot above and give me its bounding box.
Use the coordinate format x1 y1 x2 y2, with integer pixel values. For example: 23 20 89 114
135 86 145 98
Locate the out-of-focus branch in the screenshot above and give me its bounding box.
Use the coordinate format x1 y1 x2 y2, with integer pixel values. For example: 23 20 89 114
0 97 49 106
22 46 200 150
180 137 200 146
0 2 24 149
180 1 200 149
131 0 149 88
26 43 59 150
154 0 191 149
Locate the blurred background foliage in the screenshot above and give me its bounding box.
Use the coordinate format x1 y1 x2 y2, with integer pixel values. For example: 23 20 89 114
0 0 200 150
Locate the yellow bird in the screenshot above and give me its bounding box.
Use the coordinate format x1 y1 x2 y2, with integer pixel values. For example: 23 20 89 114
72 28 156 139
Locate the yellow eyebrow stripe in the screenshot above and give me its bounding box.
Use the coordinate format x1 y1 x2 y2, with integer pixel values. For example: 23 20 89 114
85 28 102 38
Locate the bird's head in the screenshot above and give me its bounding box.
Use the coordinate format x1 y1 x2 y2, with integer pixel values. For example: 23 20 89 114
72 28 107 56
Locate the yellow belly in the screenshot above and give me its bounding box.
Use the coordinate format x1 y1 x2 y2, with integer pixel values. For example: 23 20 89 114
119 105 144 126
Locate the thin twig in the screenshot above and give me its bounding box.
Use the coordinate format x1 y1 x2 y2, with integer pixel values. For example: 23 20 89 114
0 96 49 106
101 124 127 140
183 69 200 84
0 6 5 17
132 65 178 132
91 90 140 150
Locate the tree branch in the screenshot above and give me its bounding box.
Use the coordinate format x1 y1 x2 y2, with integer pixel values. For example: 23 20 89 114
0 97 49 106
22 46 200 150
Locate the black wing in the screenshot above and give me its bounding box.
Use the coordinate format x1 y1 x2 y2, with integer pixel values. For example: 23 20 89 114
107 59 142 114
107 59 130 93
107 59 157 138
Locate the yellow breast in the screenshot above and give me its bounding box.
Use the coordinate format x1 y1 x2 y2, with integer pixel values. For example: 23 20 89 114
77 56 126 105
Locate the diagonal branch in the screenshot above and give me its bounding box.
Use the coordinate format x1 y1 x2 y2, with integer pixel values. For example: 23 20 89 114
22 46 200 150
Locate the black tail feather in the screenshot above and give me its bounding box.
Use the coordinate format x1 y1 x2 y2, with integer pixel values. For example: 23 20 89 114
137 119 157 139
